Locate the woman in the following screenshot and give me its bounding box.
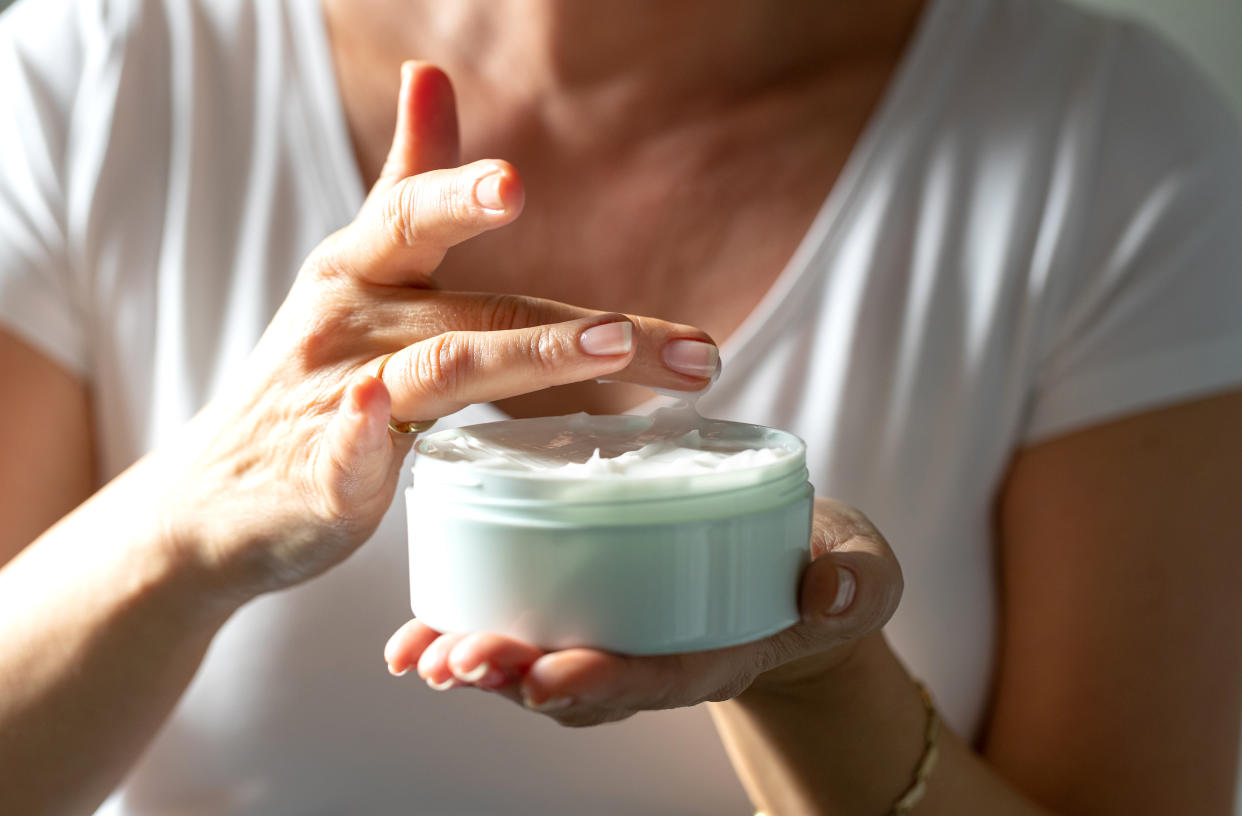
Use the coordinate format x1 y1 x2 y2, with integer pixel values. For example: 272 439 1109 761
1 0 1240 814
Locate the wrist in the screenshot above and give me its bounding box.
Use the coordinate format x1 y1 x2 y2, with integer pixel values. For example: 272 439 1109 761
715 634 930 815
741 631 877 704
122 451 257 624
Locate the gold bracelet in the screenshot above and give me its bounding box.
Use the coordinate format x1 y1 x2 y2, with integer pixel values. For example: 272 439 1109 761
752 680 940 816
890 680 941 815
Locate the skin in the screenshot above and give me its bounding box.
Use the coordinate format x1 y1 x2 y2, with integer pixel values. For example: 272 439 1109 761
323 0 923 416
2 1 1240 814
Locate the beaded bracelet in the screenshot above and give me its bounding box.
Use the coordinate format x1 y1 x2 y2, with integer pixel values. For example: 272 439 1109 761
890 680 941 815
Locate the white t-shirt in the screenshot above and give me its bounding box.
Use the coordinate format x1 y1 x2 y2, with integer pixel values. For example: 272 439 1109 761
2 0 1241 812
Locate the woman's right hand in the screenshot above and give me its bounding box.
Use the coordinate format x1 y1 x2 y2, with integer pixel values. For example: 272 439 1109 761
152 62 718 604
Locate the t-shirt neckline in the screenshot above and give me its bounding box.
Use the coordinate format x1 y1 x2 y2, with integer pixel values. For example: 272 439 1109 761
295 0 966 420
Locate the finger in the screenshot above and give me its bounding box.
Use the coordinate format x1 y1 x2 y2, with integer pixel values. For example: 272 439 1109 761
363 291 719 392
517 648 734 727
519 647 735 723
799 532 902 641
446 632 545 690
751 500 904 684
416 632 469 691
314 375 403 522
377 314 639 423
344 159 524 285
365 62 460 207
384 618 441 677
800 498 902 637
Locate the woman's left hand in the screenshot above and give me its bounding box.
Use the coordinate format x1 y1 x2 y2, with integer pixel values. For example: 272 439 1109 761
383 497 904 725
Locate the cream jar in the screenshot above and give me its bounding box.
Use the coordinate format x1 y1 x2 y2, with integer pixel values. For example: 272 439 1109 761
406 411 813 655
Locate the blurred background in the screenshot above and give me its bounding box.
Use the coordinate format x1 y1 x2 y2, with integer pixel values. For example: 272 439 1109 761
0 0 1238 120
1074 0 1242 118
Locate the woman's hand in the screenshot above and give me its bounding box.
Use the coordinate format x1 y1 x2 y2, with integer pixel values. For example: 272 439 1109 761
384 497 903 726
153 62 718 603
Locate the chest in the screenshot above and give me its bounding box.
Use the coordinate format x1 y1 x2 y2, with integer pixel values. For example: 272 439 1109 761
433 137 841 415
442 146 834 334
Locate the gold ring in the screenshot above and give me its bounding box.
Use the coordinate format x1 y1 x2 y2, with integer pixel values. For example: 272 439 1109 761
375 352 437 436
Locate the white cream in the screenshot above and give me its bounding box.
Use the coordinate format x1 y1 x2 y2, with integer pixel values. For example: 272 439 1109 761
427 426 793 478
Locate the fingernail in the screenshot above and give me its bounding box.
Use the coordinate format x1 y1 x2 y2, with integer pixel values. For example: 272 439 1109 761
523 694 574 712
826 567 856 616
388 663 411 678
426 676 458 691
474 170 505 211
663 339 719 378
453 661 492 684
580 321 633 356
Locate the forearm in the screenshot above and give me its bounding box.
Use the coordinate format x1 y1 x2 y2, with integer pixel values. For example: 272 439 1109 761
710 635 1052 816
0 453 241 815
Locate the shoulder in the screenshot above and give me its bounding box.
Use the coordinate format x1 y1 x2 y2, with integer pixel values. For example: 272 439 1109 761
927 0 1242 269
0 0 307 216
957 0 1241 163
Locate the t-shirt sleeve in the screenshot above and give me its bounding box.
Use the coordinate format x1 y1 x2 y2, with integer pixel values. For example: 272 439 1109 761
1023 20 1242 443
0 0 92 378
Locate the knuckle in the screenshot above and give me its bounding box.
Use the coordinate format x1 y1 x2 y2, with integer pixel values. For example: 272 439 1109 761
413 332 472 398
447 173 476 224
704 676 751 704
752 632 806 677
301 231 352 281
478 293 537 332
524 325 572 372
382 180 419 247
854 553 903 633
289 311 343 370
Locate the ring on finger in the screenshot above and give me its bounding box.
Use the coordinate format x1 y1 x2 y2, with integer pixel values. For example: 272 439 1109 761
375 352 438 436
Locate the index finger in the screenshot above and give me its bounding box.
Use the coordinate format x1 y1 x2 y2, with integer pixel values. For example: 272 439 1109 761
324 62 525 285
362 290 721 392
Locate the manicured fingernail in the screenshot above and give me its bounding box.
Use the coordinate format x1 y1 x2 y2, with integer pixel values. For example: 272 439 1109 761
388 663 411 678
580 321 633 356
474 170 505 211
523 694 574 712
453 661 492 684
826 567 856 616
663 339 718 378
426 676 458 691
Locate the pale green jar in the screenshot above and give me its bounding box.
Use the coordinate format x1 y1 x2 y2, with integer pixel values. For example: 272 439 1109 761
406 413 813 655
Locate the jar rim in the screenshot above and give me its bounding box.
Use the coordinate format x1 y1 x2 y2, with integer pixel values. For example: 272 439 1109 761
412 414 807 504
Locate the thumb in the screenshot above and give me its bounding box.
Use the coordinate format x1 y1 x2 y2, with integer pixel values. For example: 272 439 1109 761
751 521 903 691
315 375 406 520
763 499 904 671
367 61 461 206
799 540 902 642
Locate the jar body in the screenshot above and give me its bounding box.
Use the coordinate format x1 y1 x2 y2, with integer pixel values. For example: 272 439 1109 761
406 415 814 655
407 483 812 654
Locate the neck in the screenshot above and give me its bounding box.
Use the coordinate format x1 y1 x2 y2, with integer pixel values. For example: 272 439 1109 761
325 0 925 117
323 0 925 185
